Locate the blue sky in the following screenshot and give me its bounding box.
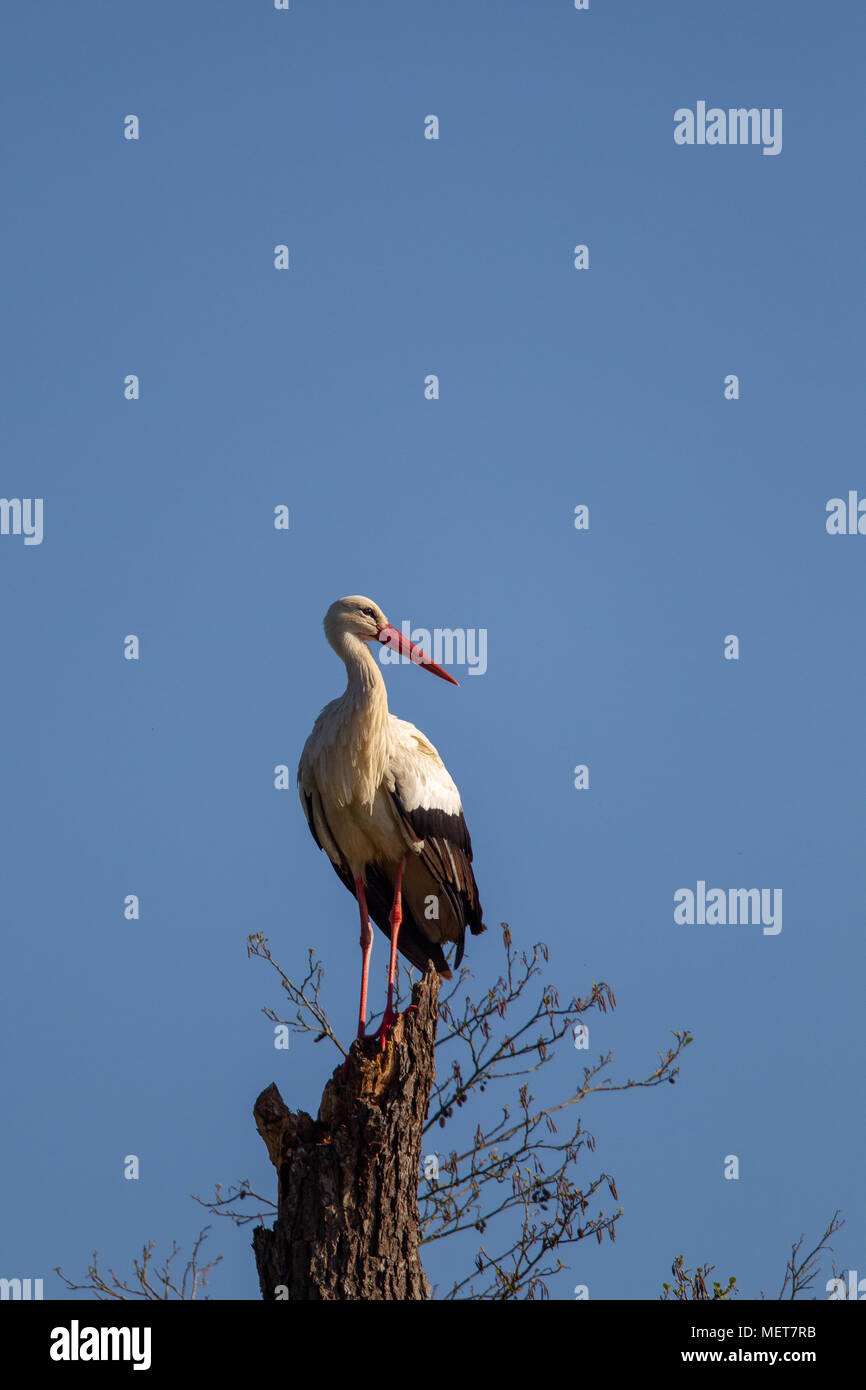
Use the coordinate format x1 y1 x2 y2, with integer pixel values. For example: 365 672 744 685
2 0 863 1300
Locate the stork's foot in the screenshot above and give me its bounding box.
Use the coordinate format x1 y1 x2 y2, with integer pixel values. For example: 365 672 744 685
351 1000 416 1057
369 1004 399 1049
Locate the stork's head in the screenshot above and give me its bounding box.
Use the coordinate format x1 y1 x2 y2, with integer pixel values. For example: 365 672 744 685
324 595 458 685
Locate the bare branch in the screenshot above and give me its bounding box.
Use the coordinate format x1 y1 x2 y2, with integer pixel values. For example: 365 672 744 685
191 1179 276 1228
777 1211 845 1300
55 1229 221 1301
247 934 346 1058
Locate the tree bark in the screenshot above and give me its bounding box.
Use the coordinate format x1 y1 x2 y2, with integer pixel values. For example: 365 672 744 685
252 968 439 1300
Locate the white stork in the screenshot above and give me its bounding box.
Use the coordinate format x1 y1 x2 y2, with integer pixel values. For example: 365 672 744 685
298 596 485 1044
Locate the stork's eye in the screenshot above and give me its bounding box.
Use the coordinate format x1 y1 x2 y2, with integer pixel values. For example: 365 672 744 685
361 607 376 619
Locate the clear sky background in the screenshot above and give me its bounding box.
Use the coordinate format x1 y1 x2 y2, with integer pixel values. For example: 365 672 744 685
2 1 863 1301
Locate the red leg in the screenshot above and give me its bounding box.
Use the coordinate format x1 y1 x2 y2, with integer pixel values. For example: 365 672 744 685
356 875 373 1039
386 858 404 1016
373 858 404 1048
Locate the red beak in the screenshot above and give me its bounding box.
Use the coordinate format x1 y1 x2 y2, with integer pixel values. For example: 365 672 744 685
377 626 459 686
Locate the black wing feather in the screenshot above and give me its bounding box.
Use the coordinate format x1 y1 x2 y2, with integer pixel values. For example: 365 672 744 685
390 792 486 969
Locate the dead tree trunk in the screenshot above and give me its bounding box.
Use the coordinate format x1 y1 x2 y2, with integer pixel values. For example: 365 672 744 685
252 968 439 1300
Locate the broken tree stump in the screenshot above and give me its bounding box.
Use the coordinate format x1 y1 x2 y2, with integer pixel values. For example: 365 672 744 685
252 968 440 1300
